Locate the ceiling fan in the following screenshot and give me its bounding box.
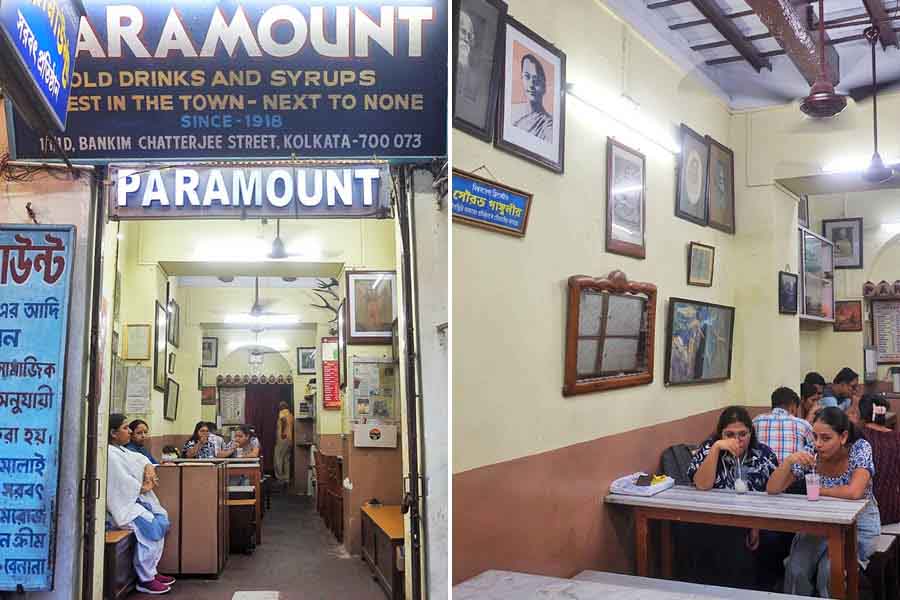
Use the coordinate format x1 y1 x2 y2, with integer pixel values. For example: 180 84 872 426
267 219 342 260
224 276 299 328
800 0 847 119
860 26 893 184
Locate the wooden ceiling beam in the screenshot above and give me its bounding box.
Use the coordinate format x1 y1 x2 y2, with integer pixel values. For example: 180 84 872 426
687 0 770 71
861 0 900 48
742 0 839 85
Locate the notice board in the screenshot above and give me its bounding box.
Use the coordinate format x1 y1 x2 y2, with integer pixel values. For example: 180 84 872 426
0 225 75 591
872 300 900 364
219 386 246 425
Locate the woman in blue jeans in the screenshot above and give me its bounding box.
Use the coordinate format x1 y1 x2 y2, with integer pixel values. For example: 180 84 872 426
767 407 881 597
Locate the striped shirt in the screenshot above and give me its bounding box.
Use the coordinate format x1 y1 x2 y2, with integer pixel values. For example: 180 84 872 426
752 407 815 463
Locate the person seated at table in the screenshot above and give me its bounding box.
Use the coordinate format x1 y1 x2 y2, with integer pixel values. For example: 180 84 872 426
685 406 779 589
125 419 159 465
754 387 814 465
859 394 900 526
767 407 881 597
820 368 858 412
205 422 225 454
803 372 826 396
106 414 175 595
800 383 822 423
181 422 217 459
218 425 261 458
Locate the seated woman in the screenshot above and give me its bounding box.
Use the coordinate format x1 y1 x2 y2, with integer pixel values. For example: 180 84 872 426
684 406 779 589
767 407 881 597
106 414 175 595
125 419 158 465
218 425 261 458
859 394 900 526
181 421 217 459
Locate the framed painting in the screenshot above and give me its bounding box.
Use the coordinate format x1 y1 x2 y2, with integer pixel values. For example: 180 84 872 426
346 271 397 345
453 0 507 141
153 302 167 392
606 138 646 259
200 385 217 406
834 300 863 332
338 299 347 388
123 323 151 360
495 17 566 173
778 271 799 315
562 271 657 396
298 346 317 374
687 242 715 287
675 124 709 226
706 136 735 234
822 217 863 269
166 299 180 348
798 194 809 228
665 298 735 385
164 378 179 421
201 336 218 368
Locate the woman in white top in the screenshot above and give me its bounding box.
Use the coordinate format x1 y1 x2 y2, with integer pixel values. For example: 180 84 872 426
106 414 176 595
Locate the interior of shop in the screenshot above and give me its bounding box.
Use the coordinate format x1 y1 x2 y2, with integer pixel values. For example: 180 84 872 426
452 0 900 597
95 216 406 599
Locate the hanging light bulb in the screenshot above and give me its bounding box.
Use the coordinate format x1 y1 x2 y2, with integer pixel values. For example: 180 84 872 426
862 27 893 184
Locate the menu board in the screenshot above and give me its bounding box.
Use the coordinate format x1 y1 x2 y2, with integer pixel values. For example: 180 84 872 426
872 300 900 364
0 225 74 591
322 337 340 410
219 387 246 425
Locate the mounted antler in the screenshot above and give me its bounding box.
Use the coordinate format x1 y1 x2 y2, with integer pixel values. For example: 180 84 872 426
314 277 339 300
311 292 339 335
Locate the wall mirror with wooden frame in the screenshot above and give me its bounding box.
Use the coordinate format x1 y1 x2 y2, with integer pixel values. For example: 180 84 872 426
563 271 657 396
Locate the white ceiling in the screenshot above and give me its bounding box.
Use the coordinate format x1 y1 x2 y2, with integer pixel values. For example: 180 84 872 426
611 0 900 109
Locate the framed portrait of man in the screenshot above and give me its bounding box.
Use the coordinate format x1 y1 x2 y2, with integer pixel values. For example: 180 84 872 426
675 124 709 226
495 17 566 173
453 0 507 141
822 217 863 269
706 136 735 234
606 138 646 259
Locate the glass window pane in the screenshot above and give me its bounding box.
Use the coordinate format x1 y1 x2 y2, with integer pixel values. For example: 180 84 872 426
579 290 604 336
605 294 644 336
601 338 639 374
576 339 600 376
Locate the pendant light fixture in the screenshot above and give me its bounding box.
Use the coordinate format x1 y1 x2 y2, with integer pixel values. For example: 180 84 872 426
862 26 893 184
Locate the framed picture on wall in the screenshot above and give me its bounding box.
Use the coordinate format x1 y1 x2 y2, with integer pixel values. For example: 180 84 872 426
822 217 863 269
675 124 709 226
778 271 799 315
665 298 735 385
111 330 119 357
453 0 508 141
168 352 176 375
200 385 217 406
298 347 317 374
834 300 863 332
705 136 735 234
123 323 151 360
166 299 180 348
338 299 347 388
346 271 397 344
153 302 167 392
201 337 218 368
164 378 179 421
798 194 810 228
605 138 646 259
687 242 715 287
495 16 566 173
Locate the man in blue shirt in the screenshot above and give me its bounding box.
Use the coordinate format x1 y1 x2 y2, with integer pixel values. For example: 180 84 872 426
819 367 858 412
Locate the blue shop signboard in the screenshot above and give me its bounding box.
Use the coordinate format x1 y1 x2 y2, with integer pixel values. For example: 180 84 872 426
9 0 447 161
0 0 85 131
0 225 74 591
452 169 532 237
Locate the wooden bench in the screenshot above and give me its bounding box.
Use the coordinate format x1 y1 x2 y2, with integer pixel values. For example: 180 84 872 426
104 530 136 600
361 504 404 600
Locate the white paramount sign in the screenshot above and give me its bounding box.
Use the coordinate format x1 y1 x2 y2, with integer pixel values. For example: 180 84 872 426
108 163 390 219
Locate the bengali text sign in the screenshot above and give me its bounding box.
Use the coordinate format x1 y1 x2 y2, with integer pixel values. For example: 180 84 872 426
452 169 532 237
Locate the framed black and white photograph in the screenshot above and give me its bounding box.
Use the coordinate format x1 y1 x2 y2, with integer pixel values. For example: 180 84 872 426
823 217 863 269
338 299 347 388
496 17 566 173
298 347 317 374
606 138 646 259
167 352 176 375
153 302 167 392
687 242 715 287
778 271 799 315
346 271 397 345
706 136 735 234
453 0 507 141
166 299 180 348
201 336 218 368
675 124 709 226
123 323 151 361
164 378 179 421
798 194 810 228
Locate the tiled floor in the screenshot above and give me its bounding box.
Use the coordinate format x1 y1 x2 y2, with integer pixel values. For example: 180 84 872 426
154 494 384 600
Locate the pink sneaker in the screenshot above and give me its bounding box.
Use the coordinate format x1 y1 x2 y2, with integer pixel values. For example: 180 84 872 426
155 574 175 586
136 579 170 594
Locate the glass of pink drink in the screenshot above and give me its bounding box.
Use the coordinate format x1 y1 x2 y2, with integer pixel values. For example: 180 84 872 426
805 473 821 501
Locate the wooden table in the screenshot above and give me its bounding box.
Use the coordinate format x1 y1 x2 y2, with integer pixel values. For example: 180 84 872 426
605 486 869 600
226 462 262 545
361 504 405 600
454 569 811 599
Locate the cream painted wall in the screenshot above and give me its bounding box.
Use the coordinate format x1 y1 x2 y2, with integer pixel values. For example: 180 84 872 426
454 0 736 474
